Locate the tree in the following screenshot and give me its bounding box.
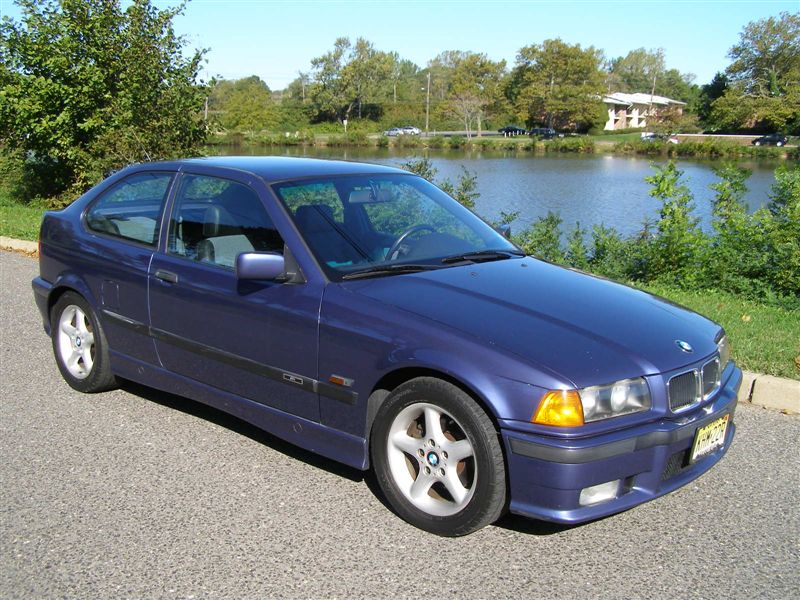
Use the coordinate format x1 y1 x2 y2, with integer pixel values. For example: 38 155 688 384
727 11 800 96
308 37 393 122
208 76 274 132
441 53 506 137
709 11 800 133
509 39 605 131
0 0 207 202
608 48 666 94
697 72 729 124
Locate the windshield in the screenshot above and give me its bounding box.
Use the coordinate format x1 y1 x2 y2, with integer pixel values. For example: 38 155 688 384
273 173 519 281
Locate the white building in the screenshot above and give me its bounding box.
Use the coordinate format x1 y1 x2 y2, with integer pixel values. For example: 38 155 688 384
602 92 686 131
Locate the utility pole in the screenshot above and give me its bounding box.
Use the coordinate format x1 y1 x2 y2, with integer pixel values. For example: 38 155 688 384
425 71 431 136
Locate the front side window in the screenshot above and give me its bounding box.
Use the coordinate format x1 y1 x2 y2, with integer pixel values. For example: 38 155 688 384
273 174 519 280
168 175 284 269
85 172 172 245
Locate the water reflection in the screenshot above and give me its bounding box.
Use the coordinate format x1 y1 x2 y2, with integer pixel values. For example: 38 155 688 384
207 145 784 237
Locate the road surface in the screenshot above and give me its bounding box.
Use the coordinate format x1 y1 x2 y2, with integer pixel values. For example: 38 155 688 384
1 250 798 598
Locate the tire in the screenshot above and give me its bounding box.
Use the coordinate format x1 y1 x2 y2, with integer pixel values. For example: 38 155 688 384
371 377 506 536
50 291 117 393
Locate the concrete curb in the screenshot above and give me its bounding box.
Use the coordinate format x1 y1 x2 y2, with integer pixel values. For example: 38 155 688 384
739 371 800 415
0 236 38 255
2 239 798 414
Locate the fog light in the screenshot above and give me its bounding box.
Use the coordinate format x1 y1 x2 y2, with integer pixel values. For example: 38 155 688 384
579 480 621 506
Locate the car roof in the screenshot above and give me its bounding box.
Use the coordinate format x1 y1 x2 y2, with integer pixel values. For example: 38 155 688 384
131 156 409 183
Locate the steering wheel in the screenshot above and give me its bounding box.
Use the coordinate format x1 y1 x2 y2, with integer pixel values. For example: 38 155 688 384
386 224 436 260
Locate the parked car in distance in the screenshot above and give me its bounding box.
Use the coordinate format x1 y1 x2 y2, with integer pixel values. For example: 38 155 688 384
33 156 740 536
383 127 403 137
498 125 527 136
641 132 679 144
529 127 557 139
752 133 788 146
401 125 422 135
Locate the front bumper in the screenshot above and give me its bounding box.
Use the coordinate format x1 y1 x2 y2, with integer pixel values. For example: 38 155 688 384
502 366 741 524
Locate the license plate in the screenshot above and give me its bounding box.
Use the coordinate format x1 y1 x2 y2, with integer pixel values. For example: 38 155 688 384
691 414 729 462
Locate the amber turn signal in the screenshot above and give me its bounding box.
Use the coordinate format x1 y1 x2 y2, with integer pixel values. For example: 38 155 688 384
532 390 585 427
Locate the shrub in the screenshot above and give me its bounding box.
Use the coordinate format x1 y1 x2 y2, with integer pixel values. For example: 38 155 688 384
545 137 595 153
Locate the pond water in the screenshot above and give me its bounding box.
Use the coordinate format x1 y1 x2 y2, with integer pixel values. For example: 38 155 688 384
207 145 788 237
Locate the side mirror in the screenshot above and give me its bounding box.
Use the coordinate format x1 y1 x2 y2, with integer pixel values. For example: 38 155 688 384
495 223 512 239
235 252 285 281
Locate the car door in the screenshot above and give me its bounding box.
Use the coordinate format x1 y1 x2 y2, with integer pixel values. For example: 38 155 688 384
147 170 323 421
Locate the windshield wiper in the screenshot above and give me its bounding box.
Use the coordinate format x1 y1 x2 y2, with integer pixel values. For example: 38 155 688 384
342 264 442 280
441 249 526 264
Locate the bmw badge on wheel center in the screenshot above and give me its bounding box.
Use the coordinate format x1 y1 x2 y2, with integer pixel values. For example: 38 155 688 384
33 157 740 536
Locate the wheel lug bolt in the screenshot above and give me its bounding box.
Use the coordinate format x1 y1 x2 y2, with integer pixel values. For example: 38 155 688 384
428 439 435 447
424 466 431 475
417 449 424 458
438 468 445 477
442 451 448 459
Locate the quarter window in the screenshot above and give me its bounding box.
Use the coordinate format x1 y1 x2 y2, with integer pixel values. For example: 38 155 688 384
85 172 172 245
168 175 284 269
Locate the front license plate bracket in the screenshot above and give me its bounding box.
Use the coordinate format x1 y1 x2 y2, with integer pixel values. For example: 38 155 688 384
690 413 730 463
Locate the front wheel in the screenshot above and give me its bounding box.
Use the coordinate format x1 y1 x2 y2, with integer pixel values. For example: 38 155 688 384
371 377 506 536
51 291 117 393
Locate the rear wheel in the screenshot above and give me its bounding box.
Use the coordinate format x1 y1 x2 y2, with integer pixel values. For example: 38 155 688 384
371 377 506 536
51 292 117 393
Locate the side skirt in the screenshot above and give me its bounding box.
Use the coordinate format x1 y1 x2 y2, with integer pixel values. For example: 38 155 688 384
109 350 369 471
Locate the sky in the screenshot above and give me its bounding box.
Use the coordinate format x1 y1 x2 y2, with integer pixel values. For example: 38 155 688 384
1 0 797 90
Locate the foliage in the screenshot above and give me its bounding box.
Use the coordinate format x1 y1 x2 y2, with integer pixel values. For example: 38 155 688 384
208 76 275 132
545 137 595 153
708 12 800 134
697 72 729 124
0 0 207 204
400 157 477 209
0 189 47 240
765 165 800 297
514 212 565 263
512 161 800 310
308 37 395 123
508 39 606 132
606 47 699 106
438 52 506 137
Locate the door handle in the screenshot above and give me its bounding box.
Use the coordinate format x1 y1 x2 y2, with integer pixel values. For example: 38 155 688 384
154 269 178 284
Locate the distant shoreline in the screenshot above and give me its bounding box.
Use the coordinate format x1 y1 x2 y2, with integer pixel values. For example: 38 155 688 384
205 133 799 160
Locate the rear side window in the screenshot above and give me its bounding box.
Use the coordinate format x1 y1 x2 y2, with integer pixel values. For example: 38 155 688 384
85 172 172 246
167 175 284 269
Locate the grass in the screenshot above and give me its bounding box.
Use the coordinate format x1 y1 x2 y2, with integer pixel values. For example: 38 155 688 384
642 283 800 380
0 193 46 241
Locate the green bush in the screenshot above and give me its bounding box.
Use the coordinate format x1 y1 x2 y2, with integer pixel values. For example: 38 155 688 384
511 161 800 310
545 137 595 153
425 136 448 149
448 136 467 149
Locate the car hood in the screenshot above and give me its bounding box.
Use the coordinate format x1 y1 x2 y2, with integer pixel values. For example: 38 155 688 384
344 258 721 387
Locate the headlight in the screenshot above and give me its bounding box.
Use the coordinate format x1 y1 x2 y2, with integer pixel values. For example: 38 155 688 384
532 378 651 427
717 334 731 368
579 377 651 422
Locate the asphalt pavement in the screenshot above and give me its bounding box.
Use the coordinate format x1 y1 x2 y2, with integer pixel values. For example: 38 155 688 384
2 250 798 599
